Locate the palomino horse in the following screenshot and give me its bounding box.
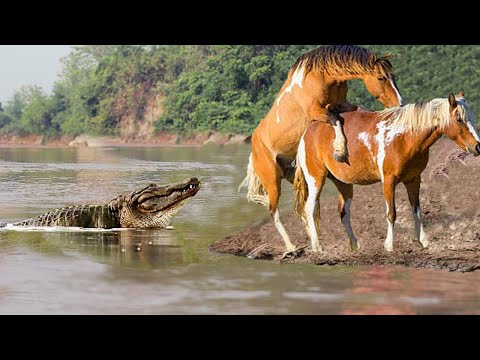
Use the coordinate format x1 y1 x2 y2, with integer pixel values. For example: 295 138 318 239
294 93 480 253
240 45 404 255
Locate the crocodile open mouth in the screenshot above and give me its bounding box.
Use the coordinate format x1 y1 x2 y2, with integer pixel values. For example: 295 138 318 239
137 178 201 213
173 178 201 198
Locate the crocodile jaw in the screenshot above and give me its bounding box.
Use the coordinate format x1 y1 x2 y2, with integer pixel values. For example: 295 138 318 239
118 178 200 228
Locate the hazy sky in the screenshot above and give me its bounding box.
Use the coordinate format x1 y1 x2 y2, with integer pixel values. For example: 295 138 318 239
0 45 73 104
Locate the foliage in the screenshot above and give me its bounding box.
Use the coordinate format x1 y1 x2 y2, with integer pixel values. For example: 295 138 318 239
2 45 480 138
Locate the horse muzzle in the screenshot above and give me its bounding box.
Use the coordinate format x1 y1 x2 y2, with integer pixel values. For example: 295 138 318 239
475 143 480 157
470 143 480 157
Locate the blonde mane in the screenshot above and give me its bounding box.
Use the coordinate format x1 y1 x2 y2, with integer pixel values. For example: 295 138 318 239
291 45 394 78
375 97 475 133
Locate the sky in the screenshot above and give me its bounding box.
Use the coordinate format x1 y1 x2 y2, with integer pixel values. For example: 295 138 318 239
0 45 73 104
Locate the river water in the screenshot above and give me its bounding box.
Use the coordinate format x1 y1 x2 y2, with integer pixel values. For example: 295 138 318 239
0 145 479 314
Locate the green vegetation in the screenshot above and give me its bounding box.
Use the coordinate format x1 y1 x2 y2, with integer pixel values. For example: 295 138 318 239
2 45 480 139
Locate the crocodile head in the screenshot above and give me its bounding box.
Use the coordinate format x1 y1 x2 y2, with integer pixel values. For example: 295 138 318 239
110 178 201 228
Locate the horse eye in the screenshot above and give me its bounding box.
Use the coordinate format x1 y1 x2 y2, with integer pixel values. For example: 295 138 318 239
377 77 385 81
456 117 463 123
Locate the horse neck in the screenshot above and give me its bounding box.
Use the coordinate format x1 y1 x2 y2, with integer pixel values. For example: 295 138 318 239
324 72 368 83
403 127 443 155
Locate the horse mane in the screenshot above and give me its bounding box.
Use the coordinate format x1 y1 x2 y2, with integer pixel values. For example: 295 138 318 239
375 97 474 133
291 45 394 78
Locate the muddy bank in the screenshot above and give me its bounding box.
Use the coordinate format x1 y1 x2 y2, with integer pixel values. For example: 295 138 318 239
210 139 480 272
0 132 250 148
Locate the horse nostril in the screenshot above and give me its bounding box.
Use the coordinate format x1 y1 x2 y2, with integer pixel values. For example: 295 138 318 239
476 143 480 154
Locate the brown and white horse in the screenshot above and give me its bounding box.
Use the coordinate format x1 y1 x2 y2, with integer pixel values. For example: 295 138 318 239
294 93 480 253
240 45 403 255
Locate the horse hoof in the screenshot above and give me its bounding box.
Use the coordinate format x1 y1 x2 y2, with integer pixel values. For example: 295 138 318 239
280 246 307 260
333 152 348 163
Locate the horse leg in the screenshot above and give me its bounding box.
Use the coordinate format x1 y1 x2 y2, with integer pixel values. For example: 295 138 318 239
303 171 326 253
306 103 347 163
404 176 428 248
329 115 348 163
331 178 359 251
295 137 327 253
252 141 297 254
383 176 397 252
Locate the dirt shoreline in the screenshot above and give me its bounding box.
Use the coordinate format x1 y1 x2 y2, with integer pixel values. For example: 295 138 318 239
210 138 480 272
0 132 250 148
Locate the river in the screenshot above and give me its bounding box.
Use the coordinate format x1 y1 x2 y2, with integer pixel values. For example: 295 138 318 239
0 145 479 314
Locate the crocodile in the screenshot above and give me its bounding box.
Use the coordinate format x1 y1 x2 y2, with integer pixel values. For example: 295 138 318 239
0 178 200 229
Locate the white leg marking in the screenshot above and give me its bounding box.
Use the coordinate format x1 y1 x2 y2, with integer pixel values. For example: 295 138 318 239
341 199 359 250
413 206 428 248
389 77 404 106
297 137 322 252
274 209 296 252
276 65 305 124
467 121 480 142
305 186 321 252
385 219 394 252
384 202 394 252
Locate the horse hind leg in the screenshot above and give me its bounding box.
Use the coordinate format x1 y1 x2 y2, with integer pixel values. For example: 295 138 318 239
296 138 327 253
331 178 359 251
251 140 297 254
269 179 298 255
404 176 428 248
304 176 325 253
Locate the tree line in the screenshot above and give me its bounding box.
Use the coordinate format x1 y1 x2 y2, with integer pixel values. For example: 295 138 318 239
1 45 479 139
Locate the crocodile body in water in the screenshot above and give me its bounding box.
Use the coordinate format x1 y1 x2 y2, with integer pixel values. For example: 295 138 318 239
0 178 200 229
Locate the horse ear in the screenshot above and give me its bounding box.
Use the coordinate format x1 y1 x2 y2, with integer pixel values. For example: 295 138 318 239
458 90 465 98
448 93 457 109
383 53 393 60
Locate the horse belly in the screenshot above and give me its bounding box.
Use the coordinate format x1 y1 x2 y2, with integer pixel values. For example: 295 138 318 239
328 164 380 185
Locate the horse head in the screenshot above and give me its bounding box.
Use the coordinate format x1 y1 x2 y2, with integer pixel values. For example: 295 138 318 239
444 92 480 156
363 53 404 109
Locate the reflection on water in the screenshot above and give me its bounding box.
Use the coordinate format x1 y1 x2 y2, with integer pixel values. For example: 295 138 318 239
0 145 479 314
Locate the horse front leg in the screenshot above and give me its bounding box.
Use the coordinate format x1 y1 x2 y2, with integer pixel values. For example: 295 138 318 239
383 177 398 252
404 176 428 248
306 103 348 163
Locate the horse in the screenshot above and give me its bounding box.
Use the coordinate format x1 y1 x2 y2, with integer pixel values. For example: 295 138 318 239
239 45 404 255
294 92 480 253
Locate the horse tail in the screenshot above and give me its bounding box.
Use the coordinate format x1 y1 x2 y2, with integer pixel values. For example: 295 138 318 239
238 153 269 208
293 155 308 219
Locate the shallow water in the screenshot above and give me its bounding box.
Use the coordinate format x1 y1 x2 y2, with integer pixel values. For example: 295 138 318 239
0 145 479 314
